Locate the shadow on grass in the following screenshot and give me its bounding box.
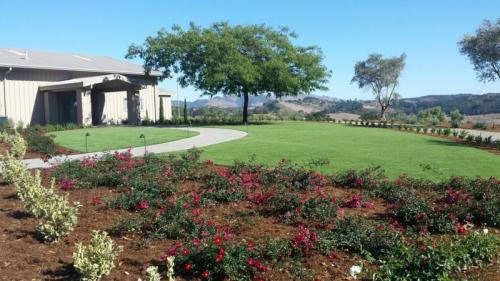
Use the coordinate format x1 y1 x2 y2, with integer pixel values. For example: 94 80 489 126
424 139 470 148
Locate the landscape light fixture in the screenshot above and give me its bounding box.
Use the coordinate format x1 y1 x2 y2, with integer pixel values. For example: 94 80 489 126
139 133 147 153
85 132 90 152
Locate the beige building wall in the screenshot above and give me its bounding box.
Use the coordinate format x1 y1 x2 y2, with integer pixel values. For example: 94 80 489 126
159 95 172 120
0 68 171 126
0 68 72 125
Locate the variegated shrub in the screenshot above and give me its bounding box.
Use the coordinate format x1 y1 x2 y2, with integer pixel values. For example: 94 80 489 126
73 230 123 281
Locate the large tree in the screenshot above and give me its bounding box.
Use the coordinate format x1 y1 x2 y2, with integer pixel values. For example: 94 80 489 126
351 53 406 120
127 22 330 123
458 18 500 82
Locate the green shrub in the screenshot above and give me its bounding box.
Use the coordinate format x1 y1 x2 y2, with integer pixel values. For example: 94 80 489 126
332 166 385 189
318 216 401 260
0 131 27 158
372 231 499 281
443 128 451 136
5 157 80 242
450 109 464 128
1 152 27 184
128 198 196 239
36 191 80 242
483 136 492 146
474 135 483 145
472 121 488 130
138 266 162 281
73 230 123 281
22 126 59 156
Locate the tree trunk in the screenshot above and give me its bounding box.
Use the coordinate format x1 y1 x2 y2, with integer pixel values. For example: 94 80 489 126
242 92 249 124
380 106 387 121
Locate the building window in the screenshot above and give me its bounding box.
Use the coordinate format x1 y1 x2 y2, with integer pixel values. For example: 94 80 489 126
123 98 127 112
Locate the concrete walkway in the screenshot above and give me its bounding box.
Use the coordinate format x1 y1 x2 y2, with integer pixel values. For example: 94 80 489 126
21 127 247 169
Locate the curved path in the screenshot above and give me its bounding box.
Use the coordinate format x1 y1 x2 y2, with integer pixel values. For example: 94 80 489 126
21 127 247 169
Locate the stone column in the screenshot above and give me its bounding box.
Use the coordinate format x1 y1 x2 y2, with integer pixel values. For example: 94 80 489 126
76 88 92 126
43 91 50 125
127 90 141 125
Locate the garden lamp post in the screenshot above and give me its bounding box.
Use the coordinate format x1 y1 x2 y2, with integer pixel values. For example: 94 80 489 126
139 133 147 153
85 132 90 153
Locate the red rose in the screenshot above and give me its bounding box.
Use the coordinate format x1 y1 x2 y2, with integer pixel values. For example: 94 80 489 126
214 236 222 245
218 247 225 256
215 254 223 263
182 248 190 255
137 200 149 210
183 263 193 271
201 270 210 279
91 196 102 206
248 241 255 252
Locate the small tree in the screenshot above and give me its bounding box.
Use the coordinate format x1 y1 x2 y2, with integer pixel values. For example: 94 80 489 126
159 98 165 123
458 18 500 82
450 109 464 128
417 106 446 126
351 53 406 120
126 22 331 124
183 98 188 124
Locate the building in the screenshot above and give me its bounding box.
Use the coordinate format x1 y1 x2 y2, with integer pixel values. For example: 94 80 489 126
0 48 172 126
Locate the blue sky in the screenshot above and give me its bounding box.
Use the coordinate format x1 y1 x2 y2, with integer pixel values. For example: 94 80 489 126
1 0 499 101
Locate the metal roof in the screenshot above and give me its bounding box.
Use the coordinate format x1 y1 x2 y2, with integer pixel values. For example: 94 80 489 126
0 48 162 76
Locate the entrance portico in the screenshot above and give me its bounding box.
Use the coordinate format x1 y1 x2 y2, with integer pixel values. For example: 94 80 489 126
39 74 143 126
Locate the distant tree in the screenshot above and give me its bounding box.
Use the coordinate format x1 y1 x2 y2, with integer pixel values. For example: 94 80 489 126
417 106 446 126
126 22 331 124
159 98 165 123
351 53 406 120
359 110 380 121
458 18 500 82
450 109 464 128
183 98 188 124
327 99 364 113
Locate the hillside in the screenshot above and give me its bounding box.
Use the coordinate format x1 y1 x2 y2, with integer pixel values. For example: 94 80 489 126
394 93 500 115
174 93 500 116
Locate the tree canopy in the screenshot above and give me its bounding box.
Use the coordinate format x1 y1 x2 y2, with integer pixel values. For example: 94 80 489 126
126 22 331 123
417 106 446 126
458 18 500 82
351 53 406 120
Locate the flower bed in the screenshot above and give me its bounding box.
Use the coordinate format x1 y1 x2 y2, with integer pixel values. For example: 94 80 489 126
0 149 499 280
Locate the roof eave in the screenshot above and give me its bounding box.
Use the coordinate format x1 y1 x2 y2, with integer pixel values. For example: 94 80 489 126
0 63 164 77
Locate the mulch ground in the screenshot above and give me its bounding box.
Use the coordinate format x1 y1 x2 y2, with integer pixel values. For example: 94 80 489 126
0 174 374 281
0 169 498 281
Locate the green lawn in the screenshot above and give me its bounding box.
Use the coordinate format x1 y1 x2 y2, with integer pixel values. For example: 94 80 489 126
51 127 197 152
199 122 500 180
